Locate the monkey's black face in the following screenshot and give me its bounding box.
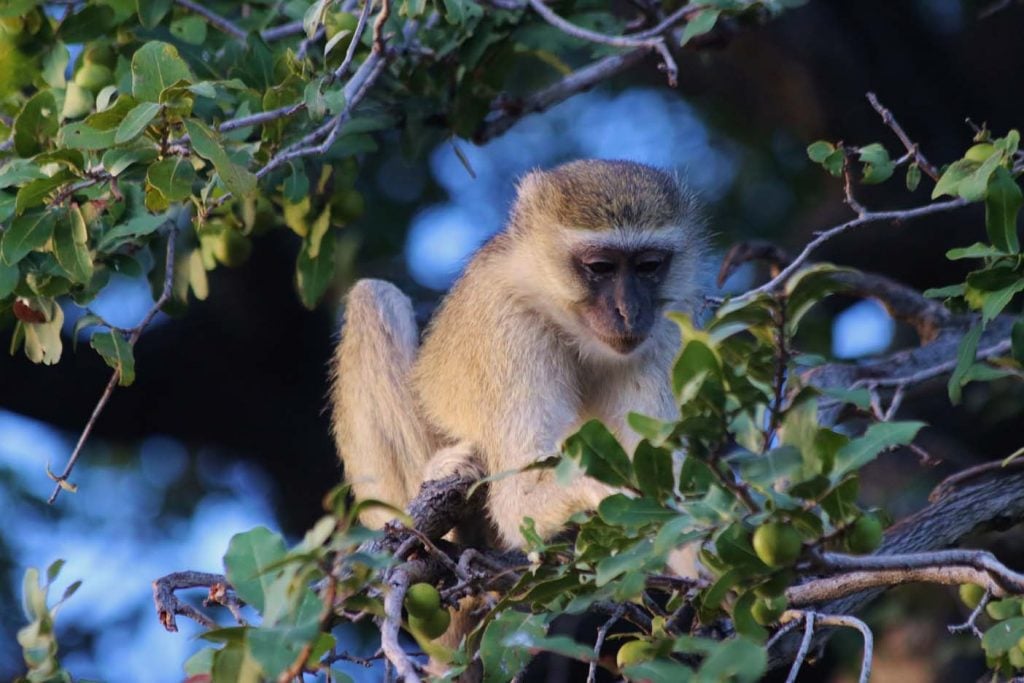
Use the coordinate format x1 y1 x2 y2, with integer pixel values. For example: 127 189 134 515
572 246 672 355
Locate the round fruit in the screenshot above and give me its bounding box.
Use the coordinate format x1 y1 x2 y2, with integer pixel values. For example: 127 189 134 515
74 62 113 93
751 596 787 626
404 583 441 619
846 514 883 554
616 640 656 669
408 608 450 640
752 522 802 568
959 583 986 609
1009 644 1024 669
965 143 997 163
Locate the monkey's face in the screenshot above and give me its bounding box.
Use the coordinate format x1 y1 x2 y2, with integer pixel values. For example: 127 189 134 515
571 245 673 355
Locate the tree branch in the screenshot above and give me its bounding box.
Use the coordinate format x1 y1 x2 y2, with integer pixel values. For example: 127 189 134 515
525 0 677 86
174 0 248 41
48 219 182 504
866 92 940 181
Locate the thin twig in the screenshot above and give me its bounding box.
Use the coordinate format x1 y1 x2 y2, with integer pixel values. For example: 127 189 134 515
813 613 872 683
373 0 391 54
174 0 248 40
474 49 647 143
48 223 181 504
739 197 969 298
783 611 814 683
525 0 677 86
866 92 940 181
587 604 625 683
260 20 305 41
948 587 990 638
331 0 374 81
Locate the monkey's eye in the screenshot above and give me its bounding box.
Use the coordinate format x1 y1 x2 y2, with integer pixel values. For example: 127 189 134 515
635 258 664 275
583 260 615 276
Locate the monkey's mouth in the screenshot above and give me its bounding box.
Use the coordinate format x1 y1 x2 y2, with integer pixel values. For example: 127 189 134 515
599 334 645 354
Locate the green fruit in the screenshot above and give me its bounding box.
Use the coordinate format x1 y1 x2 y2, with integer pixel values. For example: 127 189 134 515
408 608 450 640
846 514 883 554
965 142 997 163
616 640 656 669
404 583 441 619
1009 644 1024 669
987 598 1022 621
83 44 116 68
73 62 113 93
751 596 787 626
959 584 986 609
752 522 802 568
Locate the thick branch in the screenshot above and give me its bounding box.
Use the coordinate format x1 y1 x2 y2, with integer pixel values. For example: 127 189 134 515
152 571 229 632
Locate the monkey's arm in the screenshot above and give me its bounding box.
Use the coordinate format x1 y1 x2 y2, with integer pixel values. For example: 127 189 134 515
331 279 436 528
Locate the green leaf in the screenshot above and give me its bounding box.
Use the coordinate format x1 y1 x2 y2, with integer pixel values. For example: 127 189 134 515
223 526 287 612
906 162 921 191
737 445 803 488
115 102 162 144
136 0 171 29
15 170 74 214
562 419 634 488
441 0 484 24
90 331 135 386
923 283 966 299
806 140 835 163
858 143 894 184
932 158 978 199
982 617 1024 657
634 440 674 502
1 210 57 265
947 242 1007 260
59 122 118 150
170 15 208 44
0 259 18 297
146 157 195 201
697 636 767 683
96 212 170 251
211 639 264 683
984 165 1022 253
480 612 546 683
131 41 193 102
597 495 676 530
959 150 1005 202
948 323 982 404
53 205 93 284
14 90 60 157
184 119 257 198
832 421 925 480
60 5 115 42
295 232 335 309
622 660 696 683
680 9 720 45
102 146 159 176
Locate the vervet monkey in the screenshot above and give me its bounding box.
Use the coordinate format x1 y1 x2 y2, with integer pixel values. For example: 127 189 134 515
331 159 706 548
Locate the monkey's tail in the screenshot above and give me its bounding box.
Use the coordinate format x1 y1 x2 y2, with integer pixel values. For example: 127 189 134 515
331 279 434 528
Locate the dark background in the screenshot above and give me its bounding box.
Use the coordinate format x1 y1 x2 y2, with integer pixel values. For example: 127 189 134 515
2 1 1023 680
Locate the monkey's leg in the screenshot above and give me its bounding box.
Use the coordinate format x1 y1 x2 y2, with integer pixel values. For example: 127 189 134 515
331 279 435 529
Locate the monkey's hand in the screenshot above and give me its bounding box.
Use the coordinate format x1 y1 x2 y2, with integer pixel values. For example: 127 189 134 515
423 442 487 483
